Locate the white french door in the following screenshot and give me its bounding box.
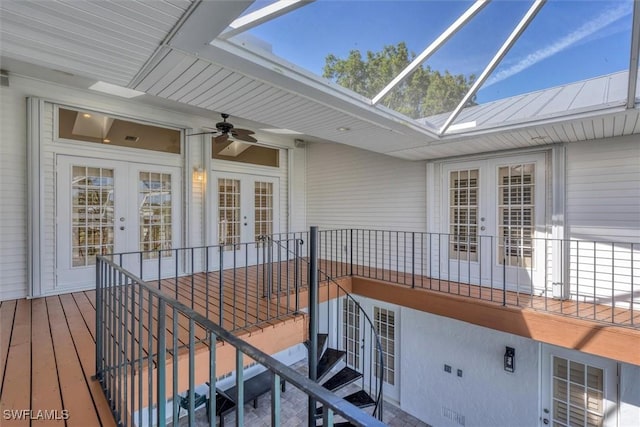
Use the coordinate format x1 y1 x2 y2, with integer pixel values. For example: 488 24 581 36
541 345 617 427
56 156 182 289
213 172 279 268
441 153 546 292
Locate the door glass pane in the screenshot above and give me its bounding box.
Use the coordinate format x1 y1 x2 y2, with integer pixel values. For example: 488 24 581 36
498 163 535 267
71 166 114 266
343 298 360 369
218 178 240 249
374 306 395 386
139 172 173 259
254 181 273 241
449 169 479 261
552 356 605 427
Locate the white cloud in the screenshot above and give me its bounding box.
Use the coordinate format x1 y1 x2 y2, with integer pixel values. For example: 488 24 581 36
484 2 632 88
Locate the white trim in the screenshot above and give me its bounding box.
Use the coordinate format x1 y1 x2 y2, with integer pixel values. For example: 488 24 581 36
551 144 567 289
27 98 44 298
221 0 314 40
627 0 640 109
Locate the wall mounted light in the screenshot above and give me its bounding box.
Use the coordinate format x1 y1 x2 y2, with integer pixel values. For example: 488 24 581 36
504 346 515 373
193 167 205 182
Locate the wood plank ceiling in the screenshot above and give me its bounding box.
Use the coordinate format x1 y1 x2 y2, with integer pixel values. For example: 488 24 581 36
1 0 638 160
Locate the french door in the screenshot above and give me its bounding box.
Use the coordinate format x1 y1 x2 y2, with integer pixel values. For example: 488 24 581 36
441 153 546 292
56 156 182 290
213 172 279 268
541 345 617 427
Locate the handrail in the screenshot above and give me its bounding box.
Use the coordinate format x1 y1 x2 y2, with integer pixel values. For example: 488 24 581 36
95 255 386 427
262 233 385 421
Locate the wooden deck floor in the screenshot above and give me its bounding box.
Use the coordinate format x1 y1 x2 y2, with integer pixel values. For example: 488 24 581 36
0 292 116 426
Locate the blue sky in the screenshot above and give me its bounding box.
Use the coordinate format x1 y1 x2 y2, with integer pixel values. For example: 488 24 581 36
243 0 633 104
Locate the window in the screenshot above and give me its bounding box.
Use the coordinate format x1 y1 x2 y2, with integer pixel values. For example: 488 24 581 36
374 306 395 386
71 166 115 266
498 163 535 267
218 178 241 248
212 139 279 167
139 172 173 258
552 357 604 427
254 181 273 240
449 169 479 261
58 107 181 154
342 298 360 369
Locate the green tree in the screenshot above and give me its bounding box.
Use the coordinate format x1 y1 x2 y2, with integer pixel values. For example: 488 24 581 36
323 42 476 119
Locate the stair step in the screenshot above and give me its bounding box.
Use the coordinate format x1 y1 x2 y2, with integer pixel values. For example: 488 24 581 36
317 333 328 360
304 333 329 361
316 348 346 381
314 390 375 417
321 367 363 392
343 389 376 409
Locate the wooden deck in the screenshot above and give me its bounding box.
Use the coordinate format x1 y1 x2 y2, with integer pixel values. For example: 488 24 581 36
0 292 116 426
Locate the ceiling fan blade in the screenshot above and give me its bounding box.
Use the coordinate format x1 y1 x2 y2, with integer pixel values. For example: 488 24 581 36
186 131 218 137
231 128 257 143
234 133 258 143
214 133 229 143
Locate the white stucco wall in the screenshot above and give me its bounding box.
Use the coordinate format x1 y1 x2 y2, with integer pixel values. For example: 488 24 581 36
399 307 539 427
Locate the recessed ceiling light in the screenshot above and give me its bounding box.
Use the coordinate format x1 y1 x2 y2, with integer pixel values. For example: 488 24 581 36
261 128 303 135
337 127 350 132
82 113 92 118
89 81 145 98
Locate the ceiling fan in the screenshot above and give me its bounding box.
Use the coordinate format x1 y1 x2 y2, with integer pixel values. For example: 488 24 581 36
188 113 257 143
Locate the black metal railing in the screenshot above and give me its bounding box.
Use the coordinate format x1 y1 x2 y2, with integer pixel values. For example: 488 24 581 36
109 238 305 332
310 229 639 328
95 256 386 427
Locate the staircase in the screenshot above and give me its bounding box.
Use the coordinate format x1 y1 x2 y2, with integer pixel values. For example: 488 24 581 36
308 331 378 426
264 230 384 425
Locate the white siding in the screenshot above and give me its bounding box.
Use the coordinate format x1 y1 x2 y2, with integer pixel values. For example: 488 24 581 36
306 142 427 231
0 86 28 300
566 135 640 241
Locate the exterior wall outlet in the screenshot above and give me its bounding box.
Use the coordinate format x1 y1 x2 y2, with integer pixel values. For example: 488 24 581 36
457 369 463 377
444 364 452 373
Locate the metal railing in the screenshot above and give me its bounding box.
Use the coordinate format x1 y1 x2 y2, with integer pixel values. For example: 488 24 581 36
95 255 386 427
108 238 305 332
312 229 639 328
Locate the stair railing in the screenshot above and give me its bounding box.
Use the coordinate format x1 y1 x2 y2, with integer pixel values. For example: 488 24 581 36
262 230 385 422
95 255 386 427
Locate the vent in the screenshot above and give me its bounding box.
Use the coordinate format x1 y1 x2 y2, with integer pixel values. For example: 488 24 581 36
442 407 465 426
124 135 139 142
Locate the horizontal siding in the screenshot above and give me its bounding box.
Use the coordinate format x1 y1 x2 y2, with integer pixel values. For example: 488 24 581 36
0 87 28 300
566 137 640 242
307 142 426 232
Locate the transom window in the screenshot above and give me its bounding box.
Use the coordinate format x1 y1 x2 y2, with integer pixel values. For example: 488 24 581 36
58 107 181 154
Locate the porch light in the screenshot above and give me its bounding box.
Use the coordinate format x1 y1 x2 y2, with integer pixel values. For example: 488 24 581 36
504 346 515 373
193 167 205 182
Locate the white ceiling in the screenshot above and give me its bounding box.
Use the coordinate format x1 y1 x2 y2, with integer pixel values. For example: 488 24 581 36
1 0 638 160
